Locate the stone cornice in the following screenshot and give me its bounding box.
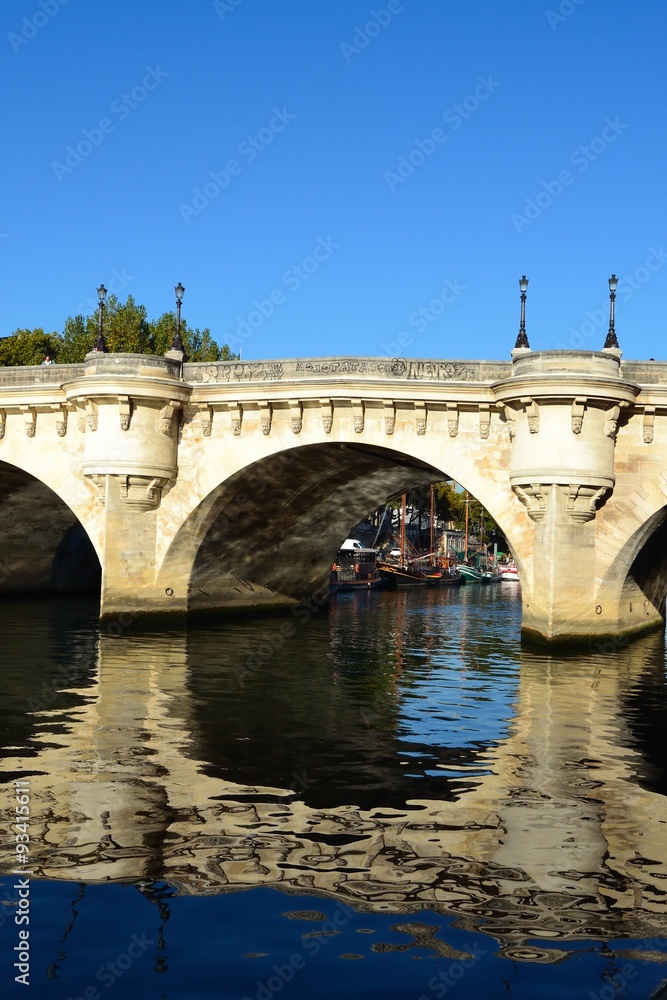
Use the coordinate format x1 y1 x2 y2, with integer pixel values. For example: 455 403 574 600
63 375 191 405
493 373 640 407
187 384 499 407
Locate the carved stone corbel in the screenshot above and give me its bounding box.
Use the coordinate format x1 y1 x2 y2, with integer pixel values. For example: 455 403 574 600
352 399 364 434
21 406 36 438
259 401 272 436
414 402 426 435
0 409 5 439
522 397 539 434
87 474 106 504
571 397 586 434
228 403 242 437
159 400 181 436
119 475 169 510
446 403 459 438
51 404 68 437
564 484 609 523
502 405 517 440
320 399 333 434
86 400 98 432
198 404 213 437
643 406 655 444
384 400 395 435
605 404 621 439
478 403 490 440
76 401 86 433
513 483 548 521
289 400 302 434
118 396 132 431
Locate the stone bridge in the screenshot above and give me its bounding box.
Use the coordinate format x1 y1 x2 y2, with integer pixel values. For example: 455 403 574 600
1 348 667 644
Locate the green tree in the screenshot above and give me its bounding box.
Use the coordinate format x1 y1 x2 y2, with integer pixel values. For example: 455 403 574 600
147 313 235 361
58 314 95 363
2 294 240 365
0 328 63 366
187 326 222 362
103 294 151 354
47 296 240 364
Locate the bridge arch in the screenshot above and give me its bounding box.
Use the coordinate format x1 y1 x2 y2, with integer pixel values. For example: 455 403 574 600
0 459 101 597
596 490 667 632
156 435 526 615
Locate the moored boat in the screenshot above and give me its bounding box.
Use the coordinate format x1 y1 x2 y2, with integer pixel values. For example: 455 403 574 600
499 562 520 582
377 560 428 589
410 552 464 587
459 564 485 583
330 544 382 591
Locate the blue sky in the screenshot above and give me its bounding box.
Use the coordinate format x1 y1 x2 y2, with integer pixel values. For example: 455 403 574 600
1 0 666 360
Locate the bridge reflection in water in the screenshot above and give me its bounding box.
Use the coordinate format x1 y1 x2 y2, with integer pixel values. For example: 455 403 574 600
1 587 666 968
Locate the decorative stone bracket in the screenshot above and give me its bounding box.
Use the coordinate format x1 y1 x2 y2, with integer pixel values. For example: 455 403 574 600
120 475 169 510
564 484 610 523
228 403 242 437
86 400 98 432
384 400 395 435
198 404 213 437
352 399 364 434
76 401 86 433
513 483 548 521
119 396 132 431
605 402 628 440
643 406 655 444
87 474 107 504
414 401 426 435
0 409 5 439
85 473 169 509
159 400 181 436
513 481 610 523
320 399 333 434
522 397 540 434
21 406 36 438
501 405 517 440
478 404 490 439
259 401 272 435
289 400 302 435
51 404 68 437
571 397 586 434
446 403 459 438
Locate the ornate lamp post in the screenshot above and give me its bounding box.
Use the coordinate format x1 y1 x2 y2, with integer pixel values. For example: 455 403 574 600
93 284 108 352
603 274 619 349
514 275 530 349
170 282 187 357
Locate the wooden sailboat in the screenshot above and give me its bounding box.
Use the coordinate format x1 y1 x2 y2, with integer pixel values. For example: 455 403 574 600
419 483 463 586
377 494 428 588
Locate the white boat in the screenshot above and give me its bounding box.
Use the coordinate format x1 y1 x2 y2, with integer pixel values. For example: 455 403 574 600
500 563 520 582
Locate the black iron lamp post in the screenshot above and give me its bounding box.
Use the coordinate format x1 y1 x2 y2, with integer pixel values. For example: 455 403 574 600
170 282 187 357
603 274 619 349
514 275 530 349
93 284 108 352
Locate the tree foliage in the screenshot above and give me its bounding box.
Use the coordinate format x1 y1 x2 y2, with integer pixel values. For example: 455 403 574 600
386 482 504 548
0 296 239 365
0 328 63 366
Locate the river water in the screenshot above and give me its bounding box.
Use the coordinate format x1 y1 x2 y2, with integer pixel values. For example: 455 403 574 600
1 585 666 999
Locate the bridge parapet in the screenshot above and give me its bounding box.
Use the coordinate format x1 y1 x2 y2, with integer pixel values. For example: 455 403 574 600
183 356 512 386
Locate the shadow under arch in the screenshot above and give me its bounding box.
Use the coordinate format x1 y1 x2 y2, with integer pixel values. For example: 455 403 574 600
600 504 667 627
0 459 101 598
159 441 475 614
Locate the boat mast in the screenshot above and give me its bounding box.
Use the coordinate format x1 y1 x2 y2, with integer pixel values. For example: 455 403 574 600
430 483 435 555
401 493 407 565
464 491 469 561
